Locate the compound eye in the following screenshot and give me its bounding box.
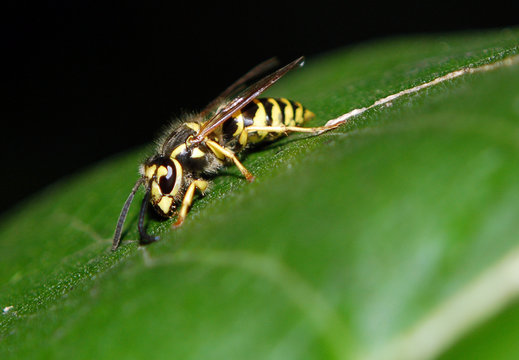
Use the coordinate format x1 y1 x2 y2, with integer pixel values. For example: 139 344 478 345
157 159 177 195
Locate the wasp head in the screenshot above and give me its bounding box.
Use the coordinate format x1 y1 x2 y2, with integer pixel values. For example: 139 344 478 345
142 155 183 218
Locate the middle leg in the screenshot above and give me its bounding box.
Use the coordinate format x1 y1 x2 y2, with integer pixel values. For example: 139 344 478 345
205 139 255 182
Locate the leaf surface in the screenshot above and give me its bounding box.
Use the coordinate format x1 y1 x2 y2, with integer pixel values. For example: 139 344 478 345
1 29 519 359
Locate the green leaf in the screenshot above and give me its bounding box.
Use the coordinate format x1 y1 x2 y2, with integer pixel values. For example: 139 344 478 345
1 28 519 359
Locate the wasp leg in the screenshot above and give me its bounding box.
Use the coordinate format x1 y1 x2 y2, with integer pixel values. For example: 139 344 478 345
205 139 255 182
246 123 341 135
173 179 208 228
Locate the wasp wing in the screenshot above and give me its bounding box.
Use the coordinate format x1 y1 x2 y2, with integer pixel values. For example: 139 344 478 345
200 57 280 118
191 56 305 144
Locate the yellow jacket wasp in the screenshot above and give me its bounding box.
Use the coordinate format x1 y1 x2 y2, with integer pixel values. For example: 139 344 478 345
112 56 340 250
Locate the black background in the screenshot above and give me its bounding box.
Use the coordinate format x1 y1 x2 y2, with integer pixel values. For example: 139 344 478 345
2 1 517 215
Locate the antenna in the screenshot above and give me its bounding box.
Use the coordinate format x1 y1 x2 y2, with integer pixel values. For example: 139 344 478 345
112 177 145 251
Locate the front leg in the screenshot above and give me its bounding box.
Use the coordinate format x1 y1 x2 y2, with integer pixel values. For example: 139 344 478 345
173 179 209 228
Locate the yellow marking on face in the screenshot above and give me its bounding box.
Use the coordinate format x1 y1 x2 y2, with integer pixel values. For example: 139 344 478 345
171 158 183 196
268 98 283 127
185 122 200 132
171 143 186 158
150 181 162 202
191 147 205 158
157 196 173 215
145 164 156 180
156 165 168 178
280 98 295 126
149 159 183 201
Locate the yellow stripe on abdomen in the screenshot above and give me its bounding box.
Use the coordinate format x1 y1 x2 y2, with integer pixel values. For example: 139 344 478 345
248 98 268 143
279 98 295 126
221 97 314 150
267 98 283 127
293 101 305 125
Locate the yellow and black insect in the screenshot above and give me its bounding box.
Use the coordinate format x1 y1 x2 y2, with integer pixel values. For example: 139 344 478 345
112 57 339 250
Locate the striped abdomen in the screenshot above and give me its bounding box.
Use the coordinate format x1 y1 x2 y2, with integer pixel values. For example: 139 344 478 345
221 97 315 151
